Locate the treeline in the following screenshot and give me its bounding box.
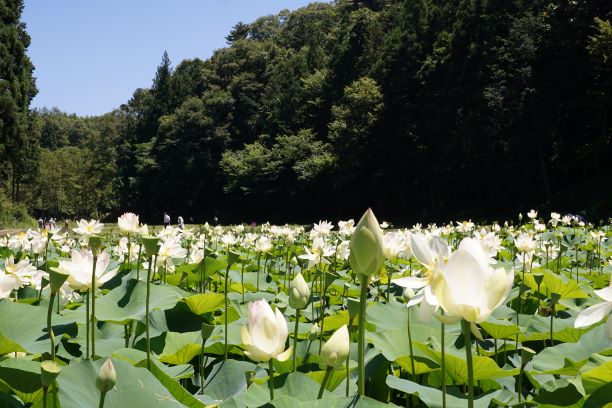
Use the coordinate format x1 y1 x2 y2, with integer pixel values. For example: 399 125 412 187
3 0 612 224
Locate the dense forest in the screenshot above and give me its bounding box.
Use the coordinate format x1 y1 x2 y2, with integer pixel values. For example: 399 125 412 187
1 0 611 225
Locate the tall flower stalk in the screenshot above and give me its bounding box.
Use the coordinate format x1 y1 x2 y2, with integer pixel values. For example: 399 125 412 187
142 236 160 370
289 272 310 372
349 209 384 396
47 270 69 360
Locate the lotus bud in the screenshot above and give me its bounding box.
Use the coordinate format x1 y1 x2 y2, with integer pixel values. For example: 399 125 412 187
309 323 321 341
349 209 384 279
289 272 310 309
402 287 415 302
321 325 350 370
142 236 160 258
96 358 116 393
41 360 61 388
88 236 103 256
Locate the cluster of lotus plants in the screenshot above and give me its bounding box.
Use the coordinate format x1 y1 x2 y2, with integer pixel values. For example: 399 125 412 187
0 209 610 407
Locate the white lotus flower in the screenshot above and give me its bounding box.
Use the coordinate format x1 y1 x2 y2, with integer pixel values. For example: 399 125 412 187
383 232 405 260
3 256 37 287
514 232 536 253
432 238 514 323
0 270 20 299
73 219 104 236
241 300 292 362
335 240 350 261
221 233 237 247
312 220 334 237
255 236 273 253
60 249 118 291
393 233 449 321
473 229 501 259
550 212 561 226
321 325 350 370
298 237 333 269
575 283 612 338
527 209 538 220
117 212 140 234
338 219 355 236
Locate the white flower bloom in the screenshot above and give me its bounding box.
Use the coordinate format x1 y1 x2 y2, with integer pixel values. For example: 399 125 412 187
73 219 104 236
117 212 140 234
221 233 237 247
473 229 501 259
241 300 292 363
338 219 355 236
514 232 536 253
313 220 334 236
432 238 514 323
255 236 273 253
335 240 350 261
61 249 118 291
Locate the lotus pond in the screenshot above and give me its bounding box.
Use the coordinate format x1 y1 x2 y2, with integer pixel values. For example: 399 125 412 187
0 211 610 408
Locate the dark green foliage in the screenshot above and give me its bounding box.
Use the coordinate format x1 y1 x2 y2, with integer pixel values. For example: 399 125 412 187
4 0 612 223
0 0 38 205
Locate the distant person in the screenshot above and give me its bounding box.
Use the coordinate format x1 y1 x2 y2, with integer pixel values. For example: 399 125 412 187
213 216 219 226
38 217 44 229
177 215 185 230
163 212 171 227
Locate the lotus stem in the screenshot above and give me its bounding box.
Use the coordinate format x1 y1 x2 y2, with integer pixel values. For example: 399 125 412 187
256 254 261 291
98 390 107 408
85 291 90 360
91 254 97 359
224 260 230 360
357 276 369 396
136 243 142 281
268 360 275 400
293 308 300 372
441 319 446 408
145 255 154 370
462 320 474 408
47 292 57 360
406 308 415 378
318 366 333 399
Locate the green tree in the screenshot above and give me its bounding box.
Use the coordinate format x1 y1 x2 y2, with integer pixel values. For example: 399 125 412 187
0 0 38 202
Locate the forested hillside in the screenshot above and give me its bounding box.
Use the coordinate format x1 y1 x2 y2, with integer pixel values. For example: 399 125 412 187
4 0 612 224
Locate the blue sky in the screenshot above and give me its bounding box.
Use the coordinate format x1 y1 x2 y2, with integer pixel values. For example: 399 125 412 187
23 0 324 116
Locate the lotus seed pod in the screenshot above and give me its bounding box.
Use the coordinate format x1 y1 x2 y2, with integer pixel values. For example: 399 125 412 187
49 269 69 294
142 236 160 258
88 236 103 256
41 360 61 388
